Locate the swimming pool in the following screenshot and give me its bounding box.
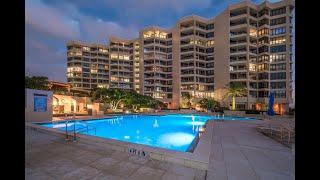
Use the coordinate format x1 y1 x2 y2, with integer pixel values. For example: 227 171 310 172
39 114 256 152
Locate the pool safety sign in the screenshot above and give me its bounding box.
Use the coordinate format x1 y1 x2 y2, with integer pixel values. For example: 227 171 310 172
34 94 47 112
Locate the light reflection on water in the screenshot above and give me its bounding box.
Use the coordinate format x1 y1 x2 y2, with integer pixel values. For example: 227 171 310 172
158 132 195 147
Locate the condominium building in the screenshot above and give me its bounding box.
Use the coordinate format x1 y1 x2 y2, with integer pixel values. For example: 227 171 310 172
66 0 294 114
66 42 109 90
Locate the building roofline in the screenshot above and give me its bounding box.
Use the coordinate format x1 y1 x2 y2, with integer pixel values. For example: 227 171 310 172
108 36 138 44
140 26 172 33
66 40 107 47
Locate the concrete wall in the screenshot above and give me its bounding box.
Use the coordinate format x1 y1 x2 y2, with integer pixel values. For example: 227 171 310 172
25 88 53 122
214 9 230 91
171 26 181 109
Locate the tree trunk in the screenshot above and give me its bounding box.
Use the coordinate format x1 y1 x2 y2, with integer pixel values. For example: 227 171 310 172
232 96 236 110
115 99 123 110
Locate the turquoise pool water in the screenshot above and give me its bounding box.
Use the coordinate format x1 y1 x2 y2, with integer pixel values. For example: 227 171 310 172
39 114 256 152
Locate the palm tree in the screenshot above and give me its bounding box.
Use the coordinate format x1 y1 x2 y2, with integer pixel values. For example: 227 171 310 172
224 83 247 110
198 98 220 112
182 93 192 108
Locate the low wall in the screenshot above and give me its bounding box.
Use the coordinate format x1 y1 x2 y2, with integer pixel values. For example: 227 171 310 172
224 110 246 116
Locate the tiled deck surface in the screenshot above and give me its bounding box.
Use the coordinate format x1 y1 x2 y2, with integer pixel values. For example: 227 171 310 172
26 120 294 180
207 120 294 180
25 127 206 180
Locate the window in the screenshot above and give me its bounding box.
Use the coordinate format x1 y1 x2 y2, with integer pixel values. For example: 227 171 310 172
258 82 269 89
270 63 286 71
274 90 286 98
249 91 257 98
258 72 269 80
258 9 269 17
258 28 269 36
270 72 286 80
258 64 269 72
258 18 269 27
258 55 269 62
270 17 286 26
270 36 286 45
258 45 269 53
249 63 256 72
258 37 269 45
258 91 269 98
270 27 286 35
270 82 286 89
270 54 286 62
67 67 82 73
206 48 214 53
82 46 90 51
249 28 257 37
206 24 214 30
270 45 286 53
270 7 286 16
110 54 118 59
206 32 214 38
110 76 118 82
99 48 108 53
206 40 214 47
250 82 257 89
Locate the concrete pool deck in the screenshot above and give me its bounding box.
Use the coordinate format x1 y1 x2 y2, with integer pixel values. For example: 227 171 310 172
25 120 294 180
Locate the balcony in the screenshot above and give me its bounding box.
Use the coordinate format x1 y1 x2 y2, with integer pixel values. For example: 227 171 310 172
230 19 247 29
230 8 247 17
230 31 247 38
230 13 248 21
230 48 247 55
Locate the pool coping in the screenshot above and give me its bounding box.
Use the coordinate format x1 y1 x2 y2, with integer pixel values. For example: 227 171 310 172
25 118 215 170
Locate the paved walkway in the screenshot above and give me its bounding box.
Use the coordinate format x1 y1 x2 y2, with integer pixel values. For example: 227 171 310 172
25 127 206 180
26 120 294 180
207 120 294 180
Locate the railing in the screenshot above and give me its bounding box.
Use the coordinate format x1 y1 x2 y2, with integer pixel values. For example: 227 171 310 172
64 114 97 142
257 121 295 147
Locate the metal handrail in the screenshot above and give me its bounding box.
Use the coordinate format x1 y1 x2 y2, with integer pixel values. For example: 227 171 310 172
64 116 97 142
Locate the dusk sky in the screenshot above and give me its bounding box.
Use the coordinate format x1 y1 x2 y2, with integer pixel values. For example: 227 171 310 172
25 0 287 82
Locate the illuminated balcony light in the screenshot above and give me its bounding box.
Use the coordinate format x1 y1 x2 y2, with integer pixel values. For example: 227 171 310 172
249 63 256 71
111 54 118 59
67 67 82 73
82 46 90 51
91 69 98 74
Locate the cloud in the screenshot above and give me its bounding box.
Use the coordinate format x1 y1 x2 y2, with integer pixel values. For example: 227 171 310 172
80 19 139 43
25 0 80 39
25 0 140 82
26 0 294 83
104 0 212 14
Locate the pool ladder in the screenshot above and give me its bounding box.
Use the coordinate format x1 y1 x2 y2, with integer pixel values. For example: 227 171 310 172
64 115 96 142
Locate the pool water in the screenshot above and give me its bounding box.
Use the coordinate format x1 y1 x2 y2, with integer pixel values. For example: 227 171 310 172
40 114 255 152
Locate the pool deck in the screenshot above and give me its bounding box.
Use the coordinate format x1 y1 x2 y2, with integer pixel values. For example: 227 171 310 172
207 120 294 180
26 126 206 180
26 119 294 180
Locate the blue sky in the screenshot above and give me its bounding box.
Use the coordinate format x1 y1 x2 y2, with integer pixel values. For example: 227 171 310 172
25 0 287 82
